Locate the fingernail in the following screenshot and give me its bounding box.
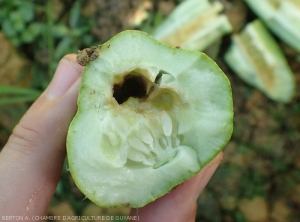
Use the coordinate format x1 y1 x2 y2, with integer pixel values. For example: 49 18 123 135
66 76 82 98
45 58 82 100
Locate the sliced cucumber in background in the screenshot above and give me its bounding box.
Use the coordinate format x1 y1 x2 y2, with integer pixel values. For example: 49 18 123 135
224 20 296 103
67 30 233 208
244 0 300 52
152 0 232 51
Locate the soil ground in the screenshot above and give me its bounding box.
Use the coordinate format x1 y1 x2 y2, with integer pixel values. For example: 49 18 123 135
0 0 299 221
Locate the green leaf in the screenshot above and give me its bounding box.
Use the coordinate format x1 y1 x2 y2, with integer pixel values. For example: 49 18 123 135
9 11 22 23
70 27 88 37
0 84 41 97
0 9 7 21
10 37 21 47
54 37 72 60
69 0 82 28
2 19 16 37
0 95 38 106
21 29 35 43
82 35 94 45
13 19 25 32
27 22 44 38
0 84 41 105
18 5 35 22
52 24 70 37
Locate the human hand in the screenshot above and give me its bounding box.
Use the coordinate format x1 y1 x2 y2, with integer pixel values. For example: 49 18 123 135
0 54 223 221
0 54 83 217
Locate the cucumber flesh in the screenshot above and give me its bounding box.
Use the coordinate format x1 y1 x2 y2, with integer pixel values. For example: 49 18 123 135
224 20 295 103
67 30 233 208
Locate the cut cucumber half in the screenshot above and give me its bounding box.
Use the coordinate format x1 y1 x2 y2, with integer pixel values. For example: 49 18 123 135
244 0 300 52
67 30 233 208
224 20 295 103
152 0 232 51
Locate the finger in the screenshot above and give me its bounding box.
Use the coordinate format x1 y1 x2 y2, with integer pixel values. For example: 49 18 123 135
130 152 223 222
0 54 83 217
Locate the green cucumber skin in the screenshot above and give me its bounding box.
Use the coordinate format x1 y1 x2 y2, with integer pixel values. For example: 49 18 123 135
67 30 233 208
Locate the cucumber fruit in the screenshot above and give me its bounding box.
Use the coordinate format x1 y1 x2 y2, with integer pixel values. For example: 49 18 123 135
67 30 233 208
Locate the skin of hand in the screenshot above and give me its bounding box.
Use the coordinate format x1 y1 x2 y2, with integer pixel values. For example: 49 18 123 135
0 54 223 221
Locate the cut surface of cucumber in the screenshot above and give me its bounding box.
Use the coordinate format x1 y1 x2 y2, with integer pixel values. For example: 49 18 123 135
224 20 295 103
67 30 233 208
244 0 300 52
152 0 232 51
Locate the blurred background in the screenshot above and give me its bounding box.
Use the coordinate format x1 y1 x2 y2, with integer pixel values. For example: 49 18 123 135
0 0 299 221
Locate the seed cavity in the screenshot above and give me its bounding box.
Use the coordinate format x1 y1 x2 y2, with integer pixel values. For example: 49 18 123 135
105 131 120 146
129 137 151 155
174 137 180 147
113 74 149 104
161 111 173 137
140 128 154 144
159 137 168 149
128 149 146 162
104 70 184 169
112 70 167 105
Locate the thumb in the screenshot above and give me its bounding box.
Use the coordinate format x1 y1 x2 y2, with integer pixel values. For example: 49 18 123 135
0 54 82 216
